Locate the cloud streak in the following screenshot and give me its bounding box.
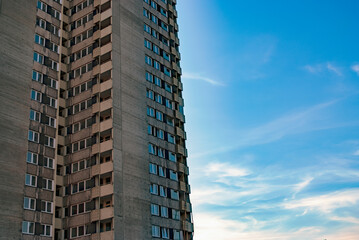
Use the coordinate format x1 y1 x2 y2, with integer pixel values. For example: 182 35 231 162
351 64 359 76
191 99 339 158
182 72 225 86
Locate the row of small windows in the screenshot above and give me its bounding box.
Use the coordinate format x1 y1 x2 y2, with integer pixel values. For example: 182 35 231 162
144 24 169 46
25 174 54 191
35 34 59 53
146 72 172 93
69 45 93 63
24 197 53 213
150 183 180 200
67 137 93 154
143 8 169 32
145 55 171 77
67 96 96 116
68 116 94 135
36 17 60 36
70 12 94 30
71 178 94 194
71 0 94 15
22 221 51 236
144 38 171 61
147 89 173 109
144 0 168 18
68 79 93 97
31 89 57 108
70 61 94 79
28 130 56 148
71 28 94 46
148 124 175 144
151 225 183 240
33 52 59 71
37 0 61 20
32 70 57 89
149 162 178 181
147 106 174 126
27 151 54 169
151 204 180 221
30 109 56 128
148 143 176 162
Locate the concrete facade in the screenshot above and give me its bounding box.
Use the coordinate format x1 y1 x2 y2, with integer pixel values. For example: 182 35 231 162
0 0 193 239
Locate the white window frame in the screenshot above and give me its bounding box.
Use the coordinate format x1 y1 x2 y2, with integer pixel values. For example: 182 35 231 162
25 174 37 187
24 197 36 210
22 221 35 235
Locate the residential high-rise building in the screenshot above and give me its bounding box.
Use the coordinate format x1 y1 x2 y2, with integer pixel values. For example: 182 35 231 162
0 0 193 239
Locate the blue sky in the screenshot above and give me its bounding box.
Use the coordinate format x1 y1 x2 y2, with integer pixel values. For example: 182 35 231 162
177 1 359 239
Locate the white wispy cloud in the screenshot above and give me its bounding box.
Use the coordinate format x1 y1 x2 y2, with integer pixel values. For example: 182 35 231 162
191 100 339 158
304 62 342 76
206 162 250 177
353 150 359 155
292 177 314 199
327 63 342 76
351 64 359 76
182 72 225 86
283 189 359 213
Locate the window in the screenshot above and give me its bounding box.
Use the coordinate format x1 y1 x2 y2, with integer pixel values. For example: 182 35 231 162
170 170 178 181
152 29 158 38
44 157 54 169
145 55 152 66
155 95 162 104
33 52 43 64
160 206 168 218
171 189 179 200
147 107 155 117
151 204 159 216
165 99 172 109
149 143 156 155
167 133 175 143
22 221 34 235
151 1 157 9
150 183 158 195
153 60 160 70
148 125 154 135
41 225 52 237
143 8 149 18
159 166 166 177
161 228 169 239
24 197 35 210
152 226 160 238
26 152 38 164
146 89 154 100
154 76 161 86
157 129 164 139
172 209 180 220
158 148 165 158
35 34 45 46
153 44 160 55
45 136 55 148
29 110 40 122
146 72 153 82
41 201 53 213
48 117 56 128
144 38 152 49
161 21 168 31
165 82 172 92
174 230 182 240
144 24 151 34
25 174 37 187
168 152 176 162
156 111 163 121
32 70 43 82
42 178 53 191
31 90 41 102
160 7 167 17
163 66 171 76
160 186 167 197
28 130 39 143
163 51 170 61
149 163 157 174
151 15 158 24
